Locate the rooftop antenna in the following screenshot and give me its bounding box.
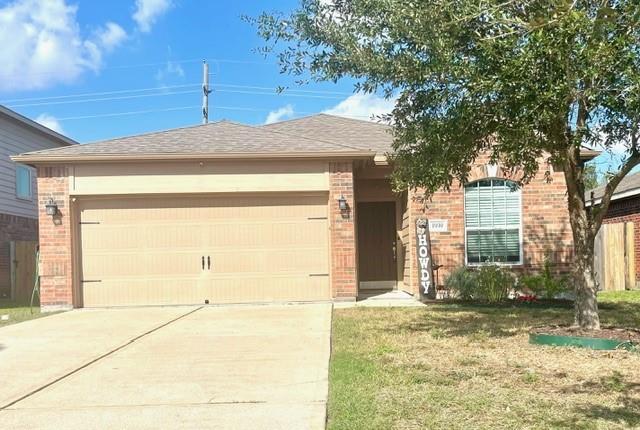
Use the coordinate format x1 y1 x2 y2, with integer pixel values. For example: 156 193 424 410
202 60 212 124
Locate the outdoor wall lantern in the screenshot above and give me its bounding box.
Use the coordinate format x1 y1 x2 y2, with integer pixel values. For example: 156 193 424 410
338 194 348 211
45 198 58 216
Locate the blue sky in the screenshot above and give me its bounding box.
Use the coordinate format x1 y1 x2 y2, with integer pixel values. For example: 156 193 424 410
0 0 394 143
0 0 624 178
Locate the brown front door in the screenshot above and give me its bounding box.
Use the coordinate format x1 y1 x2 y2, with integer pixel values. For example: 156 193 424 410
357 202 397 289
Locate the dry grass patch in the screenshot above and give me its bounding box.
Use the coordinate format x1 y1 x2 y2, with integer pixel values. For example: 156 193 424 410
328 302 640 430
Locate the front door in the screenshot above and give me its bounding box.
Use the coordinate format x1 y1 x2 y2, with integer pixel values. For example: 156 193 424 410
357 202 397 290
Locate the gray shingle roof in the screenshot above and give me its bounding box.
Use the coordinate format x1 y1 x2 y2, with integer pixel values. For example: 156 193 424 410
15 120 371 160
587 171 640 202
262 114 393 155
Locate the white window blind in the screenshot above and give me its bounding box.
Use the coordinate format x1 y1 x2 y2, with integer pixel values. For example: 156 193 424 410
464 179 521 264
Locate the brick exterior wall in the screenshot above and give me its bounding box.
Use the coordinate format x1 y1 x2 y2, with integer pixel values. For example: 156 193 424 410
329 161 358 300
601 196 640 281
0 213 38 299
37 166 74 312
402 154 573 295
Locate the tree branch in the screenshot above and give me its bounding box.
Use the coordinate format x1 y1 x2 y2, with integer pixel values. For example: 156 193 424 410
593 130 640 233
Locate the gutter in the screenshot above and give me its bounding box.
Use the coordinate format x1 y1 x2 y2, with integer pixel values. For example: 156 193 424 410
11 150 376 164
585 188 640 207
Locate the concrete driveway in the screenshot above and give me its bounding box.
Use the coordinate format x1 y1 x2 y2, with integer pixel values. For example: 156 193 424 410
0 304 332 429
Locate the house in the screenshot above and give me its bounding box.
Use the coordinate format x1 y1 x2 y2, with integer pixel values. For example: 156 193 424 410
13 114 596 311
587 171 640 287
0 106 76 300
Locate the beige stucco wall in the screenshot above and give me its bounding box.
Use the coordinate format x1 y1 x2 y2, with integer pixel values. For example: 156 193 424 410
69 160 330 195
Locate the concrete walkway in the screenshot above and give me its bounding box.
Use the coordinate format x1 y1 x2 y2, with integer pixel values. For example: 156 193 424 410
0 304 332 429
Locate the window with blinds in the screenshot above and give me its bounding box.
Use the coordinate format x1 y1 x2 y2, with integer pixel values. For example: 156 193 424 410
464 179 521 264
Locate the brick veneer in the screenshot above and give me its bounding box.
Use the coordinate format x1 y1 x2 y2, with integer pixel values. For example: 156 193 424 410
329 161 358 300
602 197 640 281
37 166 74 312
402 154 573 295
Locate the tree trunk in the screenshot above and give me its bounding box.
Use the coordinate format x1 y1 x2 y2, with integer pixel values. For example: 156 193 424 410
572 234 601 330
566 195 601 330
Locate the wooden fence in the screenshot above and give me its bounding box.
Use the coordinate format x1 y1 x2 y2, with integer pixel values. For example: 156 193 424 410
594 222 635 291
10 240 38 303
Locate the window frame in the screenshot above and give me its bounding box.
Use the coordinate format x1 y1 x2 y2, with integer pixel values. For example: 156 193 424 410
15 165 33 201
463 178 523 266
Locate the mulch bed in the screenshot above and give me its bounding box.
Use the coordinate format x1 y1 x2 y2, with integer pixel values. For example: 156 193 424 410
533 325 640 343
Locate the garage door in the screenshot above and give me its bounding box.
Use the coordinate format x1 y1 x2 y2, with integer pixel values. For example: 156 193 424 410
79 194 330 307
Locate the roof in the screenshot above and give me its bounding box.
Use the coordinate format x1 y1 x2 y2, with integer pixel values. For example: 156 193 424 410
263 114 393 156
587 171 640 205
0 105 77 147
12 119 374 163
11 112 603 164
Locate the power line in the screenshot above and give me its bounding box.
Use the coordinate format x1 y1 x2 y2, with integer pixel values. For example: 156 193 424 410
52 104 372 122
7 90 202 108
0 56 275 80
0 83 200 104
2 83 353 105
55 105 202 121
5 86 352 108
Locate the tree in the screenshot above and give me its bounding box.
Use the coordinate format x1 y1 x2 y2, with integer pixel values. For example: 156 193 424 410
252 0 640 330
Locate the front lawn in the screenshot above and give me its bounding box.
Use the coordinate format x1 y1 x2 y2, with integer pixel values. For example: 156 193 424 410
328 297 640 429
0 303 49 328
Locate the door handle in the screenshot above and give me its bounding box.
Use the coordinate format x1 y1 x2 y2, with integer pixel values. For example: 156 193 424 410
202 256 205 270
207 256 211 270
392 241 397 262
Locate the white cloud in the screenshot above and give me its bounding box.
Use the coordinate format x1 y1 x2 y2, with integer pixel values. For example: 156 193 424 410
133 0 173 33
35 114 64 134
155 60 185 83
323 93 395 121
96 22 127 52
0 0 126 92
265 105 295 125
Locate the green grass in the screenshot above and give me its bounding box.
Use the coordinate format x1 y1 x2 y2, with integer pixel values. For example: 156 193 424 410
0 302 51 328
328 298 640 430
598 290 640 304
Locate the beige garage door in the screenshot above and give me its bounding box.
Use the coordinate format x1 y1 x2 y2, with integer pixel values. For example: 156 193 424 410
79 194 330 307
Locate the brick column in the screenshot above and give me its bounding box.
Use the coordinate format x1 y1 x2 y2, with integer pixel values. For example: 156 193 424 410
37 166 73 312
329 162 357 301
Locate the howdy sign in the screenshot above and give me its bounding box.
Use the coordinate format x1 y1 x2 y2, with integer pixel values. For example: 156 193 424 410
415 219 436 300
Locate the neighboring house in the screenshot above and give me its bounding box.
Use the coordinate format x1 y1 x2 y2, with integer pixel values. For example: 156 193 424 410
587 171 640 284
13 114 596 311
0 105 77 299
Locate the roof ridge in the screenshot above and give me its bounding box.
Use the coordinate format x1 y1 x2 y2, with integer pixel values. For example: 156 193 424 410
253 123 367 152
317 113 393 127
86 120 227 145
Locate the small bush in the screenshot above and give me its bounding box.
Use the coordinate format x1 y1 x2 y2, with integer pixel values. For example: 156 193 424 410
475 265 516 304
445 265 515 303
519 259 568 299
444 266 477 301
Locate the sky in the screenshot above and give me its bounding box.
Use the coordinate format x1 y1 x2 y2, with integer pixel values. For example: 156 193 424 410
0 0 394 143
0 0 625 178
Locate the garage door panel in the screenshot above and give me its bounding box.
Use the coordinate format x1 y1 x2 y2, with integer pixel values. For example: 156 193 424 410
79 194 330 307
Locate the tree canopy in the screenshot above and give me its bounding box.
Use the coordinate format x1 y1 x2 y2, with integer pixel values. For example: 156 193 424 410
252 0 640 329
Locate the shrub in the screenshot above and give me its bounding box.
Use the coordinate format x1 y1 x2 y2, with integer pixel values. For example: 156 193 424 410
445 265 515 303
475 265 516 304
444 266 477 301
519 259 568 299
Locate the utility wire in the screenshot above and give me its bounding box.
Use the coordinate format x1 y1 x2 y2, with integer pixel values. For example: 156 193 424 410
8 90 202 108
0 83 201 104
52 105 372 121
2 83 353 105
0 56 274 80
